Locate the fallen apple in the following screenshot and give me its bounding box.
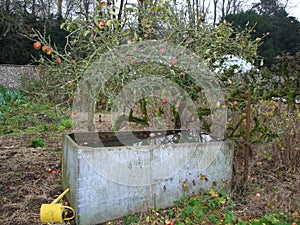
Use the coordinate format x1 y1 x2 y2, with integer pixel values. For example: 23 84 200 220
64 201 70 206
161 99 168 104
66 81 73 87
68 97 74 104
170 58 177 66
159 48 165 53
149 132 156 137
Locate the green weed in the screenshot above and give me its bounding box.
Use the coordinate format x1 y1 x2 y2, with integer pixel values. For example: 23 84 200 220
29 137 45 147
123 214 140 225
121 189 299 225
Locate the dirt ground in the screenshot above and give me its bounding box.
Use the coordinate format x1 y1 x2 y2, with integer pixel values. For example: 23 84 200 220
0 123 299 225
0 133 63 225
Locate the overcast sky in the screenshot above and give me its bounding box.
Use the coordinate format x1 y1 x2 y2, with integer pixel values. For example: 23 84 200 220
123 0 300 21
182 0 300 21
286 0 300 20
233 0 300 20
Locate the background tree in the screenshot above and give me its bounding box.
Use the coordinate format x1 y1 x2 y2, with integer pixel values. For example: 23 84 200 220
2 0 299 65
225 1 300 67
212 0 218 25
252 0 281 15
265 52 300 109
0 0 68 64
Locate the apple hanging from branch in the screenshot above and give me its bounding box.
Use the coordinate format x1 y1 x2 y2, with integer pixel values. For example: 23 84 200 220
33 41 42 50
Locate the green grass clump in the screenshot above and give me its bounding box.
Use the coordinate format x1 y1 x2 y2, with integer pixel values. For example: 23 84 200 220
0 87 73 135
120 189 299 225
29 137 45 147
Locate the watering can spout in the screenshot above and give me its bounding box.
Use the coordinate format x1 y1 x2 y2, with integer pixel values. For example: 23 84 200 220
51 188 70 204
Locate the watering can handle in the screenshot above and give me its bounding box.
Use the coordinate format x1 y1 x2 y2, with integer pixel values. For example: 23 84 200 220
51 188 75 221
63 206 76 221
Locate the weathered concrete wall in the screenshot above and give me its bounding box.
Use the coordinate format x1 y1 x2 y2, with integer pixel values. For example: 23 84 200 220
0 64 40 89
63 131 234 225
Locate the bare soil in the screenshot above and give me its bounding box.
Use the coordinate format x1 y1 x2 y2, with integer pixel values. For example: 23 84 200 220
0 133 63 225
0 115 299 225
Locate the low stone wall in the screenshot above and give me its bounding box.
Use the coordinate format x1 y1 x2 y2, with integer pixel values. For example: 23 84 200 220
0 64 40 89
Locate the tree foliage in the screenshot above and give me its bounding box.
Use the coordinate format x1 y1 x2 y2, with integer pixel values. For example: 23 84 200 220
29 0 261 99
1 0 299 66
23 0 267 147
225 1 300 67
263 52 300 107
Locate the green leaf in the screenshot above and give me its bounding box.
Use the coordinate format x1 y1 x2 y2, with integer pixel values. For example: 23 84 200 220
83 30 90 37
168 209 174 216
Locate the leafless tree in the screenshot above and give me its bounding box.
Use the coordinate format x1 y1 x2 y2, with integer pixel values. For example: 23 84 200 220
5 0 10 11
57 0 62 18
212 0 219 25
218 0 246 20
118 0 126 20
186 0 210 26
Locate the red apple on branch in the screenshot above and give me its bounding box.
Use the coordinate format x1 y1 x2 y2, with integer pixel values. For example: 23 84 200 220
98 21 106 29
42 45 49 53
233 101 238 107
47 49 54 55
55 58 62 64
33 41 42 50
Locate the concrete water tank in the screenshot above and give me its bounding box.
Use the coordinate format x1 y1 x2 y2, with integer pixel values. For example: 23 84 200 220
62 130 234 225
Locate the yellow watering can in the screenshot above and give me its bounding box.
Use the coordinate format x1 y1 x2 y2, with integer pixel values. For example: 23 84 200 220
40 188 75 224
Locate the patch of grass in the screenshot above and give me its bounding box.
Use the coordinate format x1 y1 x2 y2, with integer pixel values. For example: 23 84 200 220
249 212 297 225
117 190 299 225
123 214 140 225
60 118 73 129
29 137 45 147
0 87 73 135
15 172 22 176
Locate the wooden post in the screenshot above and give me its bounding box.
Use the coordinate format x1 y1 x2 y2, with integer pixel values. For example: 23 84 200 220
244 92 251 184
